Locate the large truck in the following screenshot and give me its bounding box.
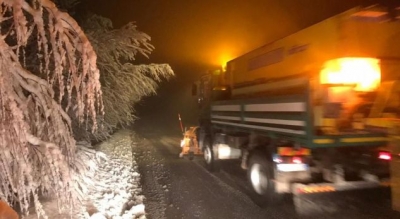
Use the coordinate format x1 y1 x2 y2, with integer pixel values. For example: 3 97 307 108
192 6 400 206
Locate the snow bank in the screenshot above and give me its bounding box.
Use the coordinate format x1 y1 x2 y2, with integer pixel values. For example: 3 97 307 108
86 130 146 219
23 130 146 219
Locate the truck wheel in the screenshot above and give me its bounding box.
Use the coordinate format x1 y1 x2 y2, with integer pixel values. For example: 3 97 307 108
203 136 220 172
247 152 281 205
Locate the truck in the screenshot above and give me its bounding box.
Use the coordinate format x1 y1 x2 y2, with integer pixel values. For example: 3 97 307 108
191 6 400 208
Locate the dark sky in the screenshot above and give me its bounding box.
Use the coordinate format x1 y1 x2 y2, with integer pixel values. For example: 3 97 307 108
93 0 377 75
91 0 392 127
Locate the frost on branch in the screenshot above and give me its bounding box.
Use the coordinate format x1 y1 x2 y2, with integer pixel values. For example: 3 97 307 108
0 0 103 217
75 15 174 141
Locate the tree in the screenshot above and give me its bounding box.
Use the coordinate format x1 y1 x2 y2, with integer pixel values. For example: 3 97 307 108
0 0 103 217
0 0 174 217
80 14 174 141
54 0 175 141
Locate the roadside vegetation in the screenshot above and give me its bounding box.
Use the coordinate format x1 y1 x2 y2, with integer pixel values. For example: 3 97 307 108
0 0 173 217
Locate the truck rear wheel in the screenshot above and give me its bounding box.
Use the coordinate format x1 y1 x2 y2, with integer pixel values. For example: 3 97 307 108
247 152 281 205
203 136 219 172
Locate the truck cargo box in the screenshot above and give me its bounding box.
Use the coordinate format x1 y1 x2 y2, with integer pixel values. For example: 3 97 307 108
225 8 400 97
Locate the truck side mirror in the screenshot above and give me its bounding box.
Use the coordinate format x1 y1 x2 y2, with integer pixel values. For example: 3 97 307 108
192 83 197 96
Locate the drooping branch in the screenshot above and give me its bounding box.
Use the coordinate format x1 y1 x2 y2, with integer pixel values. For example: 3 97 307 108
0 0 103 217
76 15 174 141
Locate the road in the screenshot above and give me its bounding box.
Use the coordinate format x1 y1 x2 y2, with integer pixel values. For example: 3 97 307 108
132 120 400 219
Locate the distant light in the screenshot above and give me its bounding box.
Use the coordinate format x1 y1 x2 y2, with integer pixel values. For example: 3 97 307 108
378 151 391 161
218 52 233 73
222 63 227 72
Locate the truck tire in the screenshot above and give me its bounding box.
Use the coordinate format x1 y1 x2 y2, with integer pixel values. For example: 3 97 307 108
203 136 220 172
247 151 281 206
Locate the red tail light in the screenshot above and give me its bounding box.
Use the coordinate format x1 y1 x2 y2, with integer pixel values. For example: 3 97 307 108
292 156 302 164
378 151 391 161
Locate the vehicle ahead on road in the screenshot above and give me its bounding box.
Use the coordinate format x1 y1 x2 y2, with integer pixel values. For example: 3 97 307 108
179 126 203 159
191 6 400 211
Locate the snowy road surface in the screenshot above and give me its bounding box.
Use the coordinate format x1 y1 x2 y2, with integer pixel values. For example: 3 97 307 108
132 121 400 219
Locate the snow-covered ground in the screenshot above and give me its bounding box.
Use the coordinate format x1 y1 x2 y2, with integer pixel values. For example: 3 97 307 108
24 129 146 219
86 130 146 219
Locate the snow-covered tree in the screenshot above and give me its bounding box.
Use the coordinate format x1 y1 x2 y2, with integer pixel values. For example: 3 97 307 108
52 0 174 141
81 14 174 140
0 0 103 217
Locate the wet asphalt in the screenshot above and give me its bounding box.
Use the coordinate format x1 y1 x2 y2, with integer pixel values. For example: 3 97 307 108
132 119 400 219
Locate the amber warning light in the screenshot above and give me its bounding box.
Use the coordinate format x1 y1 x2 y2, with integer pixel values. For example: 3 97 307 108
320 58 381 91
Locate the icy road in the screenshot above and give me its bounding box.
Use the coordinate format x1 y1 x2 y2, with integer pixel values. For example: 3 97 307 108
132 121 400 219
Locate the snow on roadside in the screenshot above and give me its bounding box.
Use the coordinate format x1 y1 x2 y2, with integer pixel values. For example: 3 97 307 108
23 129 146 219
86 129 146 219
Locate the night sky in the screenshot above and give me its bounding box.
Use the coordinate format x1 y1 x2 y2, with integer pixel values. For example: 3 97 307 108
91 0 391 130
93 1 374 72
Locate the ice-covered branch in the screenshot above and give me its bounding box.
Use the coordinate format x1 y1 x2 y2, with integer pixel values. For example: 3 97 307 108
0 0 104 217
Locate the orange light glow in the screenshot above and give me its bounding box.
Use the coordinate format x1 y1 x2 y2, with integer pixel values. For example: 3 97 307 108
218 53 233 72
320 58 381 91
